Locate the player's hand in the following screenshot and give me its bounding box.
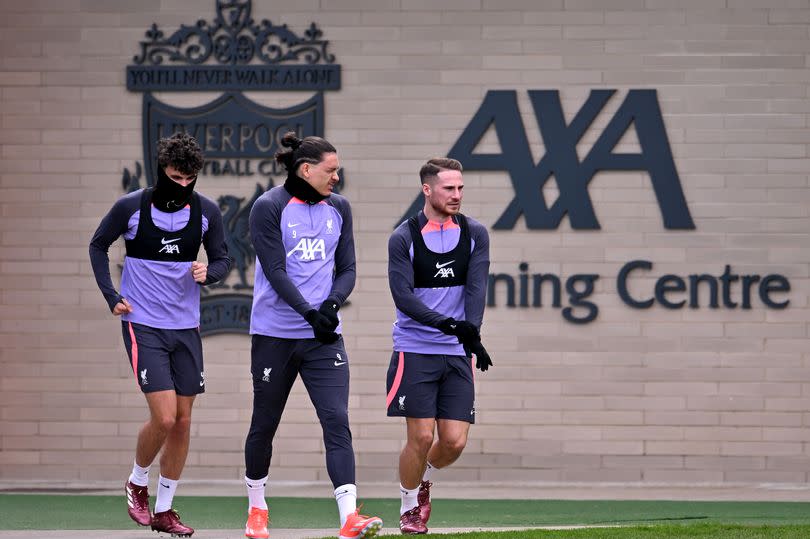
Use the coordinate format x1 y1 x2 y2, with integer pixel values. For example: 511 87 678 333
304 310 340 344
318 299 340 330
468 340 492 372
438 317 480 345
112 298 133 316
191 261 207 284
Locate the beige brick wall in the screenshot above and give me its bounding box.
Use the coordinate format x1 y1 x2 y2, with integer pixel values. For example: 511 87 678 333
2 0 809 485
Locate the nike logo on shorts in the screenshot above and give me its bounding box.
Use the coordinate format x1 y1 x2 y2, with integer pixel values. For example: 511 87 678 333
334 361 347 366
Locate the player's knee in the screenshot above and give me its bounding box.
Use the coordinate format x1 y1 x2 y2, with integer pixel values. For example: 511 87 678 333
409 431 434 454
319 407 349 430
153 415 177 434
173 414 192 433
441 436 467 457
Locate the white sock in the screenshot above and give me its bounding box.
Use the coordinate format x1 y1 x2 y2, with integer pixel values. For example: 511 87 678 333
400 483 419 515
246 475 268 510
154 475 178 513
128 460 150 487
422 461 436 483
334 483 357 527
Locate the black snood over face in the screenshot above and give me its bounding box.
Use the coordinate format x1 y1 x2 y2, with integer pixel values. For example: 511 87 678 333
151 165 197 213
283 171 328 204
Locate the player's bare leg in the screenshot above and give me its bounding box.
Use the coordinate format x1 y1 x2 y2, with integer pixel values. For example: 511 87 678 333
399 418 434 534
426 419 469 468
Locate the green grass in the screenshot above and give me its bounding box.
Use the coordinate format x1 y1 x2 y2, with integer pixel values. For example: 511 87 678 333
2 495 810 531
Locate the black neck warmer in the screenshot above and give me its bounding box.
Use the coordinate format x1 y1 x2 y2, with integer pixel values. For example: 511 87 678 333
283 171 328 204
151 165 197 213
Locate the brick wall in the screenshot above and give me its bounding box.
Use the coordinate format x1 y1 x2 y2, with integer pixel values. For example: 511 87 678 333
2 0 809 485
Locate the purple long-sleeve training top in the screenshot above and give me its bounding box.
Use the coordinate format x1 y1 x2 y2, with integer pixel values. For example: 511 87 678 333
249 186 356 339
388 211 490 355
89 189 230 329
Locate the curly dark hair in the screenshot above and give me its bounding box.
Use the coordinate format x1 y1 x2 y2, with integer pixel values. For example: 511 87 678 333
157 133 204 176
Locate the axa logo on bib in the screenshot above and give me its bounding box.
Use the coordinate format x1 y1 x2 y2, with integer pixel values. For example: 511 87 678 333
159 237 181 254
434 260 455 279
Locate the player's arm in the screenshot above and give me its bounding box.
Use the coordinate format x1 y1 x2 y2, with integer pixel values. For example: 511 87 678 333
387 226 448 328
199 198 231 285
464 219 492 370
88 196 135 312
325 196 356 308
249 194 312 315
464 220 491 328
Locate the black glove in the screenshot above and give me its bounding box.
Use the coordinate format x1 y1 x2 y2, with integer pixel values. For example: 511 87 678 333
467 340 492 372
304 309 339 344
437 317 480 345
318 299 340 330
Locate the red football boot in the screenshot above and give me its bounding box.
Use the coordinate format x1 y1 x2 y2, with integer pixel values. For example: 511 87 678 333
151 508 194 537
399 506 427 535
417 480 432 525
125 480 151 526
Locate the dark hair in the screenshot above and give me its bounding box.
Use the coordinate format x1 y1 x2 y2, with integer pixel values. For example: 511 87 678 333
157 133 204 176
275 131 337 172
419 157 463 185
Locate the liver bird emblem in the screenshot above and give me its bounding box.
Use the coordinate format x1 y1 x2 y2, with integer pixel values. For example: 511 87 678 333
218 182 265 289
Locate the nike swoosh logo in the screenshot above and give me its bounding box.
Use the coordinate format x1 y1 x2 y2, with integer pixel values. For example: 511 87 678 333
199 380 205 386
334 361 347 366
161 237 181 245
287 222 300 228
160 483 170 489
435 260 455 269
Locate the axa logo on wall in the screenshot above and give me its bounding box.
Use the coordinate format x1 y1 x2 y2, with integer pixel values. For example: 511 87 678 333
124 0 339 335
397 90 790 323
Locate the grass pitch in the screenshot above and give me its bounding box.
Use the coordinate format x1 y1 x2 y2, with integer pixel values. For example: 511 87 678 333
4 495 810 538
2 495 810 532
